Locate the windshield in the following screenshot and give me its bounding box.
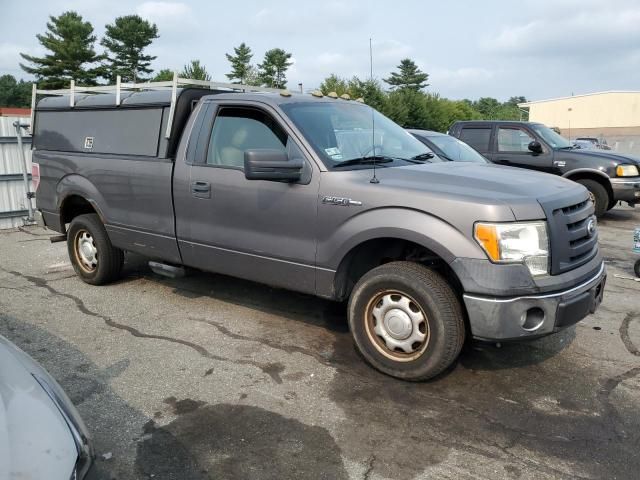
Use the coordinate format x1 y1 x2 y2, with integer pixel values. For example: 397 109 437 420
426 135 487 163
530 124 572 149
280 102 441 169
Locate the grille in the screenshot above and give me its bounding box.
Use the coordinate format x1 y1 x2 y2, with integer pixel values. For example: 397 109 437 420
542 194 598 275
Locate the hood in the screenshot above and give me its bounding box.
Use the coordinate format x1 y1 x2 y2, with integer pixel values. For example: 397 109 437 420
376 161 580 200
0 335 77 480
340 161 587 224
562 148 640 165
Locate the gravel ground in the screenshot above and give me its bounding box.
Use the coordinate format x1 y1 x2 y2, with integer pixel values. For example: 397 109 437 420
1 207 639 480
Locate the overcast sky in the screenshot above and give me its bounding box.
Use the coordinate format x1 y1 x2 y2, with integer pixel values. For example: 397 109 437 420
2 0 640 101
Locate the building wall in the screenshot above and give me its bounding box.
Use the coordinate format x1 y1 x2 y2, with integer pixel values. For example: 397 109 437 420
527 92 640 130
0 116 34 229
525 92 640 155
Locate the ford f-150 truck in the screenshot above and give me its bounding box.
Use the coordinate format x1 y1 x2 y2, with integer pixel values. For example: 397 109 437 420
449 120 640 217
31 79 606 381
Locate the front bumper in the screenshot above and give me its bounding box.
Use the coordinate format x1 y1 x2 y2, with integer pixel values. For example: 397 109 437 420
463 261 606 341
611 177 640 205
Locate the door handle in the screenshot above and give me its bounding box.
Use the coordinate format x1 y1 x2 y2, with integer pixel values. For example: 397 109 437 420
191 181 211 199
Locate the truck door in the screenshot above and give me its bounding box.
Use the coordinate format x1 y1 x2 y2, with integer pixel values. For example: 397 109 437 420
173 101 320 294
490 126 554 173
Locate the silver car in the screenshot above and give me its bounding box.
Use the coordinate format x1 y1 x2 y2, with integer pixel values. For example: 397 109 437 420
0 334 93 479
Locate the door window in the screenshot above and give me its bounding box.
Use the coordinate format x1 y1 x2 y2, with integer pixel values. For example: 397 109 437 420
497 128 535 152
458 128 492 153
207 108 287 168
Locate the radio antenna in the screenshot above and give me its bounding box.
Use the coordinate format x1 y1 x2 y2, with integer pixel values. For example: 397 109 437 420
369 37 379 184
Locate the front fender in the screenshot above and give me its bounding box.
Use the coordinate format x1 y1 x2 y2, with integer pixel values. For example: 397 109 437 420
562 168 611 180
318 207 486 271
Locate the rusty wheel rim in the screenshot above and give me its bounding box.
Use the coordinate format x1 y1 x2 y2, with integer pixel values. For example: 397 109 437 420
364 290 430 362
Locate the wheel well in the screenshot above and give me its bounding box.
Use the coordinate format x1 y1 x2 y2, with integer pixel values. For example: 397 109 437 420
60 195 97 231
333 238 462 301
566 172 614 208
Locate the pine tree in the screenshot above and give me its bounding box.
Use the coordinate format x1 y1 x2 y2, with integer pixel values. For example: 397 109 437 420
258 48 293 89
384 58 429 91
319 74 349 96
225 43 253 84
181 60 211 81
153 69 175 82
101 15 159 83
20 11 102 89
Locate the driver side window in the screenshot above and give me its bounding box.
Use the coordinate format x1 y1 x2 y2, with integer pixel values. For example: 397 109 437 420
206 107 287 168
497 127 535 153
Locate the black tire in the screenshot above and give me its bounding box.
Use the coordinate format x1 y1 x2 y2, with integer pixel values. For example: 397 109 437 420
67 213 123 285
348 261 465 381
634 259 640 278
576 179 608 218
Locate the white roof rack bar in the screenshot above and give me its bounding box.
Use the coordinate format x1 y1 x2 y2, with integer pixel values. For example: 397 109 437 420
115 75 121 106
165 72 179 139
31 75 287 139
29 83 36 135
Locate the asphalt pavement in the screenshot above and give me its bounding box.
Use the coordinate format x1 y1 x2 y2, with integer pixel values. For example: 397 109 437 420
1 207 639 480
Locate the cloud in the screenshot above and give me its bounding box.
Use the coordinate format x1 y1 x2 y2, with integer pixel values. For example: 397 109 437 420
482 5 640 60
249 2 362 34
0 43 42 75
136 1 194 29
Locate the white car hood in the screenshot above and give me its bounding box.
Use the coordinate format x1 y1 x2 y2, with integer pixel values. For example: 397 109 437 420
0 339 77 480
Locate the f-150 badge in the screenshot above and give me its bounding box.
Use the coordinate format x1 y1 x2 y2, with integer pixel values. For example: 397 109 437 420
322 196 362 206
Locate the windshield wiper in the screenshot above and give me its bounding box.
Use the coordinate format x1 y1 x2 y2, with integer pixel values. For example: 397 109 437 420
411 152 435 162
333 156 395 168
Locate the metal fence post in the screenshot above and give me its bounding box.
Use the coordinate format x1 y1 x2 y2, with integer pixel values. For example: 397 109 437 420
13 121 34 224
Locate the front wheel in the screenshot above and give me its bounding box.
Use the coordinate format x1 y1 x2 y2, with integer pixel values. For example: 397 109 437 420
67 213 124 285
576 179 609 218
348 261 465 381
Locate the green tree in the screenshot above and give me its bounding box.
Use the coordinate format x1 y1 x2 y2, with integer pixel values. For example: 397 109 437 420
20 11 102 88
347 77 386 111
101 15 158 83
473 97 501 119
318 74 386 110
319 74 349 96
181 60 211 81
384 58 429 91
0 75 33 107
258 48 293 88
243 66 262 86
225 43 253 84
506 96 527 107
153 69 175 81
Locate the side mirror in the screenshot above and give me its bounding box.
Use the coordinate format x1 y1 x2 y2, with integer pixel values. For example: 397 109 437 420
528 141 543 154
244 149 303 182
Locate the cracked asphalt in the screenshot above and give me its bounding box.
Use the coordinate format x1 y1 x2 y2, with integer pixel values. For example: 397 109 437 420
1 207 639 480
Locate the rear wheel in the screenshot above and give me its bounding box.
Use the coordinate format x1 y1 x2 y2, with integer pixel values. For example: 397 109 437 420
576 179 608 218
67 213 123 285
348 261 465 381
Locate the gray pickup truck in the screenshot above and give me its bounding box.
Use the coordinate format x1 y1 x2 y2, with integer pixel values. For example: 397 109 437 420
31 82 606 380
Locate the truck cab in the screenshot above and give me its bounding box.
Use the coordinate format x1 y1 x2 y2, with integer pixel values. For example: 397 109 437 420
449 120 640 217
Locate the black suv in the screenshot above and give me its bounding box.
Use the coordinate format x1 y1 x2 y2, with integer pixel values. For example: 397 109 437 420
449 121 640 217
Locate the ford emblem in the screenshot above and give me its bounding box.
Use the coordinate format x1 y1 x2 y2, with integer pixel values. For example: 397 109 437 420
587 218 596 237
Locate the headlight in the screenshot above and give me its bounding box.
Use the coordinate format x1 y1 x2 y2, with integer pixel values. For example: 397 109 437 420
616 165 639 177
474 221 549 276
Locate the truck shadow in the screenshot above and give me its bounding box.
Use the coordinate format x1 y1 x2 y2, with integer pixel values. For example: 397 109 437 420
119 253 574 375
